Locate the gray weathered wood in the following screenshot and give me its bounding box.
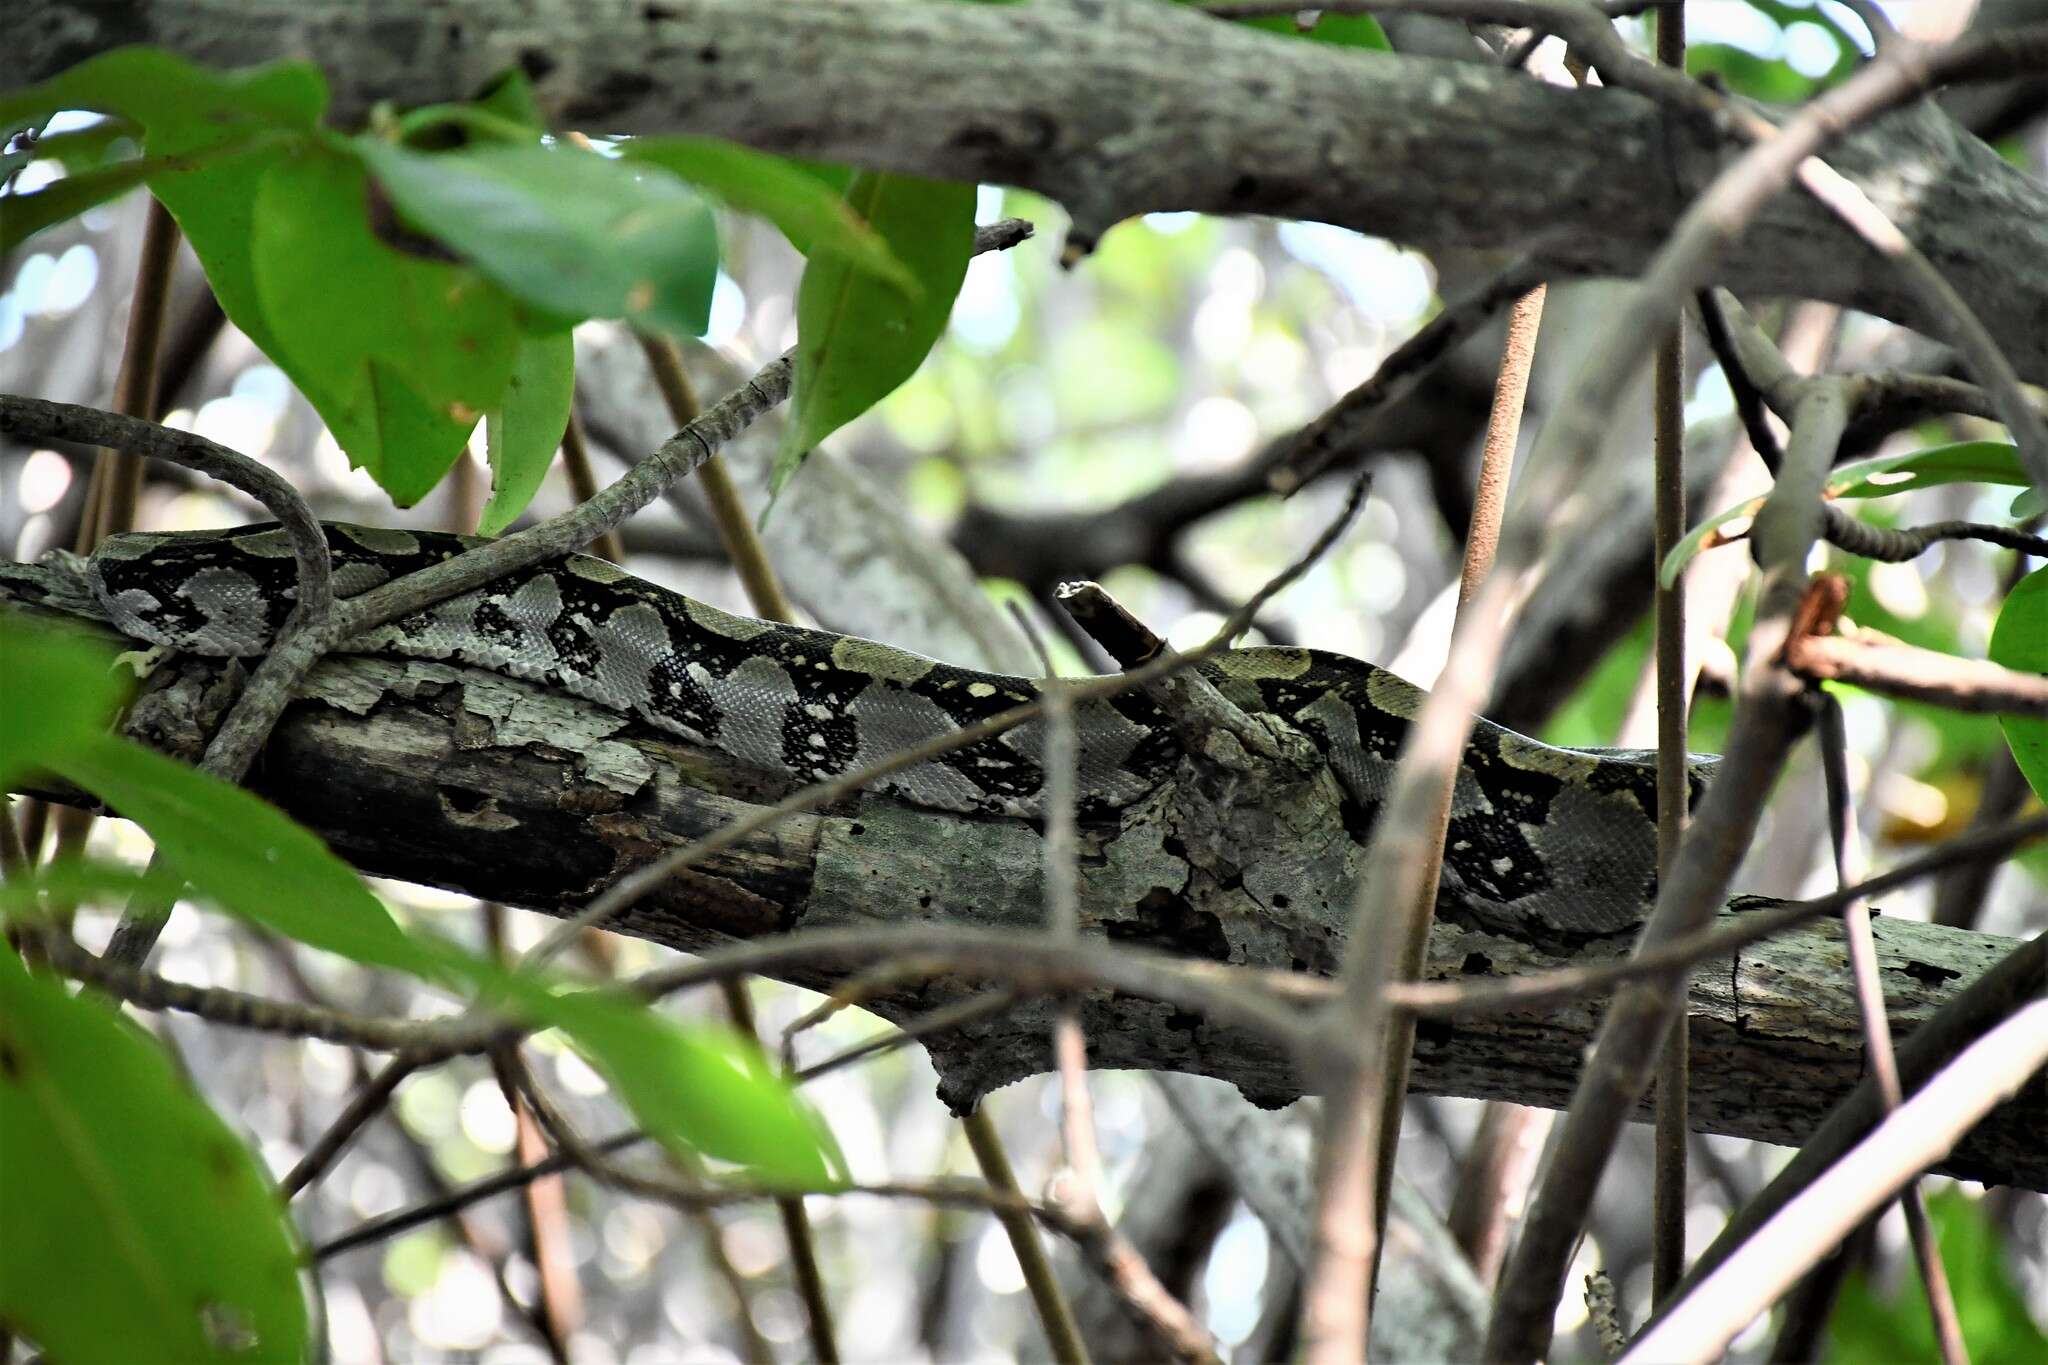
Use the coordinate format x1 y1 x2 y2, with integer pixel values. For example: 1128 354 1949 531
7 572 2041 1190
14 0 2048 380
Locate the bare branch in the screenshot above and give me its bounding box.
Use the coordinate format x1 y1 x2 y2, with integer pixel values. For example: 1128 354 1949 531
1624 1000 2048 1363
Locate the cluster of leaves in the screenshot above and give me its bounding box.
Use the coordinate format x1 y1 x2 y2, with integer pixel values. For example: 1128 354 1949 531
0 24 1403 1361
0 47 973 526
1659 440 2048 806
0 621 844 1362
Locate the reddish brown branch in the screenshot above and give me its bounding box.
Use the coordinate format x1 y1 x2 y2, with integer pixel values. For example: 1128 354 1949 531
1785 631 2048 717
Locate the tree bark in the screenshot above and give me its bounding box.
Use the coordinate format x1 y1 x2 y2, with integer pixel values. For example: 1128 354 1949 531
15 0 2048 381
7 575 2042 1191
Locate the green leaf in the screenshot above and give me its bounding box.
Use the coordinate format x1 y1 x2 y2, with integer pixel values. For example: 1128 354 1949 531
0 116 140 190
1 158 153 251
1300 13 1392 49
478 329 576 535
0 857 188 922
0 621 127 790
2011 486 2044 518
1180 0 1389 49
471 68 547 135
0 49 327 364
1662 441 2037 588
621 135 915 292
1827 441 2032 500
355 139 721 339
774 171 975 502
49 734 435 978
31 118 146 171
1989 567 2048 804
1688 42 1817 102
0 942 308 1364
252 142 520 505
516 984 845 1189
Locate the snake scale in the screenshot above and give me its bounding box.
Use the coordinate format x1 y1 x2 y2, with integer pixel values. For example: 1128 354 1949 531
89 522 1718 937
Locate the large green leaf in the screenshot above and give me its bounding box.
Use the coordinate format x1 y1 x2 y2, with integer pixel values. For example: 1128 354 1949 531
354 140 720 339
478 329 576 536
0 622 126 790
49 735 433 978
0 117 140 185
251 143 521 505
27 736 841 1186
621 136 915 291
774 171 976 501
1989 567 2048 803
0 858 187 921
1825 441 2031 500
0 942 308 1364
0 48 326 363
1661 441 2036 587
0 158 153 251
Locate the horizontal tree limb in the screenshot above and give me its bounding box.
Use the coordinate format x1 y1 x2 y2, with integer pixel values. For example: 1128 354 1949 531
14 0 2048 379
7 578 2041 1189
1786 629 2048 717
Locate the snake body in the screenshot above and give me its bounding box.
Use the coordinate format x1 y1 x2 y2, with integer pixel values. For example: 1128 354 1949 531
90 522 1716 936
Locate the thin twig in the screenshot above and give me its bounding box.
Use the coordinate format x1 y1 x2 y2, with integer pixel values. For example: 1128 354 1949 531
1648 0 1690 1308
1816 698 1967 1365
961 1109 1093 1365
281 1054 424 1198
1818 508 2048 563
1692 290 1784 474
1355 284 1545 1342
1393 810 2048 1019
1485 388 1845 1362
1785 629 2048 717
1622 1001 2048 1363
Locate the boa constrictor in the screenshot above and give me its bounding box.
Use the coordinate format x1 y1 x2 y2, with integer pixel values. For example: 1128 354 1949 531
90 522 1717 937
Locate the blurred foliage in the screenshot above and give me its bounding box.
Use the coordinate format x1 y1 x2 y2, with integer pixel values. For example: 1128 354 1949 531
1826 1190 2048 1364
0 619 842 1361
1989 568 2048 802
0 940 311 1365
1687 0 1862 102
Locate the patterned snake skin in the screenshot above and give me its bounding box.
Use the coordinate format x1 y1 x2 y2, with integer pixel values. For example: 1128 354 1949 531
90 523 1717 936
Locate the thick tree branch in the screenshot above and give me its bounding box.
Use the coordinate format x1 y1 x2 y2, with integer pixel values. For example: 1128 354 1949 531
15 0 2048 379
7 578 2041 1190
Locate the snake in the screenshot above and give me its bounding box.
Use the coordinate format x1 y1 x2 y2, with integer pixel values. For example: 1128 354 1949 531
88 522 1717 938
